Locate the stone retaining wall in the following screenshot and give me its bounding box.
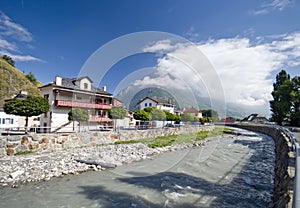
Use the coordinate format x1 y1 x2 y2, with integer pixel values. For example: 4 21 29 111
228 124 293 208
0 126 213 157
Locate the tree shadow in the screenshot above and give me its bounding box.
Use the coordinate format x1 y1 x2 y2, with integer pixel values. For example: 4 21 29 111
77 131 275 207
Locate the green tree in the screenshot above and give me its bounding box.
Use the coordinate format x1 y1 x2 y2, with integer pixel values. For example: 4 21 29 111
133 110 151 121
200 117 212 124
290 76 300 126
144 107 155 113
270 70 292 125
181 113 195 122
165 111 175 121
109 106 127 130
4 96 50 131
109 106 127 119
202 109 219 121
26 72 39 85
1 55 15 67
150 108 166 121
68 108 89 132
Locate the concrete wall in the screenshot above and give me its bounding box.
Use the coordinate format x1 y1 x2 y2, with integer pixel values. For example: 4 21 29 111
228 124 293 208
0 126 213 157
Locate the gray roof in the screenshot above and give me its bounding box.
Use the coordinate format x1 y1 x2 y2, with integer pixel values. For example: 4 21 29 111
138 97 174 105
184 107 200 114
41 76 112 96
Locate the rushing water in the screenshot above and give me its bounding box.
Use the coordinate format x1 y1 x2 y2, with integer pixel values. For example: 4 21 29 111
0 128 275 208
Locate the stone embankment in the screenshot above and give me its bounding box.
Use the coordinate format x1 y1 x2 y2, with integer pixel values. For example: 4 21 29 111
0 126 213 157
0 126 212 187
227 124 294 208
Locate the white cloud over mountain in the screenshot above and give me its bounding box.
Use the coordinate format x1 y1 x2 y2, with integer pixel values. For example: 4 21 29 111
125 32 300 116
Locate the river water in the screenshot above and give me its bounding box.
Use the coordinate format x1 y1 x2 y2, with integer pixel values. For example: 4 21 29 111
0 128 275 208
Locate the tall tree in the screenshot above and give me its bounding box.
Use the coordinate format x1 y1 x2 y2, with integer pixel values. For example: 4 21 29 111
109 106 127 130
290 76 300 126
4 96 50 131
201 109 219 121
1 55 15 67
26 72 39 85
68 108 89 132
270 70 292 125
181 113 195 122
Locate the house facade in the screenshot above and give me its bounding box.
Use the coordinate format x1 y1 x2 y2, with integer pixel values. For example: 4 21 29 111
1 91 41 132
0 109 19 130
39 76 116 132
184 107 203 118
241 114 269 124
137 97 175 113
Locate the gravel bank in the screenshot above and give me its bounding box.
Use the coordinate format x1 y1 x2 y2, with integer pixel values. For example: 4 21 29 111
0 139 207 188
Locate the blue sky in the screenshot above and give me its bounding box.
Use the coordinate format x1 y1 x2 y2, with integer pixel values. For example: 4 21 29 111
1 0 300 116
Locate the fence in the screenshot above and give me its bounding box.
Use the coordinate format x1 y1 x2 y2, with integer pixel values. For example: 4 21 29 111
282 127 300 208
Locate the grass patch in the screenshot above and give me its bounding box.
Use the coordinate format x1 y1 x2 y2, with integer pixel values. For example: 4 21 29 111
114 140 139 145
15 150 34 155
114 126 235 148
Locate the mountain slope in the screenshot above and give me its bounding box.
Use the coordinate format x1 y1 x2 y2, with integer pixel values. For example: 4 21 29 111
0 58 41 106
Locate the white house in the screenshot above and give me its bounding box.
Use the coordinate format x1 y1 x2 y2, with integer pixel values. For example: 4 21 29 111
137 97 175 113
184 107 203 118
39 76 116 132
0 109 19 130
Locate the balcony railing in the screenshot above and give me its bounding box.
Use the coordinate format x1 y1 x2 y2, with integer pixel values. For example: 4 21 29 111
89 116 112 122
55 100 112 109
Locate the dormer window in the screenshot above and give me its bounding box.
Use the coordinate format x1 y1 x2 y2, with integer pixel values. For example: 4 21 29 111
84 83 88 89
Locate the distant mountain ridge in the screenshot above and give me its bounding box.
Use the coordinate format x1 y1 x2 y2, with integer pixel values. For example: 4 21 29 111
0 58 41 107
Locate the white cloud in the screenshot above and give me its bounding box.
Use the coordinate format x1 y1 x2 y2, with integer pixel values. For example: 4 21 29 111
0 39 18 51
0 11 32 42
130 31 300 115
0 11 40 63
11 54 42 62
252 0 292 15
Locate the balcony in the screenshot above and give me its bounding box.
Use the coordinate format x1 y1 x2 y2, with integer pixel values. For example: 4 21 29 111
89 116 112 122
55 100 112 109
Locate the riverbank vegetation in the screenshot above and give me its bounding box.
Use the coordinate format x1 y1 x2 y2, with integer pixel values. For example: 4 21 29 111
270 70 300 126
114 126 234 148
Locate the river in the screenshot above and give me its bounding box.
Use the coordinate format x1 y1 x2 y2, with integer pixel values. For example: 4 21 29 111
0 128 275 208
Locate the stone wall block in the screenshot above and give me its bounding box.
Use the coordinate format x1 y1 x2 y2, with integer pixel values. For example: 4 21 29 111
39 138 49 144
7 136 21 142
0 139 7 148
21 136 30 145
7 141 20 149
29 143 39 151
0 148 6 157
6 148 14 156
15 144 29 153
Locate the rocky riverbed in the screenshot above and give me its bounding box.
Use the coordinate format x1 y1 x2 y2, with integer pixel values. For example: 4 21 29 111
0 139 207 188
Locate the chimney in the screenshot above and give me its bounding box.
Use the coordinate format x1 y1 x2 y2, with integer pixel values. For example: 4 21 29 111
102 86 106 91
55 75 62 86
20 90 28 95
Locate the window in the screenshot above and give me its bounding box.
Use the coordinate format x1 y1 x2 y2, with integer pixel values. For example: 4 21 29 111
145 103 147 107
44 94 49 100
149 103 152 107
84 83 88 89
10 118 14 124
2 118 5 124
